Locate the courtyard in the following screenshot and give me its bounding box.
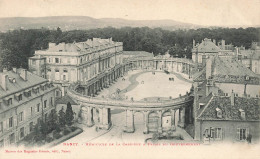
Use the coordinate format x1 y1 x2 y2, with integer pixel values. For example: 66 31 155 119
61 70 194 145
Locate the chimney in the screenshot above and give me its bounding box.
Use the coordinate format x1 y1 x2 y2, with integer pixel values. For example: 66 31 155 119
231 90 235 106
20 69 27 81
206 57 213 79
221 40 225 50
0 74 8 91
12 67 17 73
48 43 56 48
213 39 216 45
3 68 8 73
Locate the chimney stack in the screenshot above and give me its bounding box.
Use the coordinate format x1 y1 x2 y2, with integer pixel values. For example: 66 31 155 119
3 68 8 73
231 90 235 106
206 57 213 79
0 74 8 91
48 43 56 48
221 40 225 50
213 39 216 45
20 69 27 81
13 67 17 73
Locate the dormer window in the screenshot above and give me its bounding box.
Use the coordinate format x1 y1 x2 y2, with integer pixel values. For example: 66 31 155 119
216 108 222 118
199 103 205 109
239 109 246 120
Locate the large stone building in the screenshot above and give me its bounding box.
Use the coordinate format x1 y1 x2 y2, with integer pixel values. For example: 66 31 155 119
0 68 56 147
193 55 260 143
29 38 123 97
192 38 235 69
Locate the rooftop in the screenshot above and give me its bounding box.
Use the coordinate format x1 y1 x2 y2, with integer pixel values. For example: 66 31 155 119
192 38 221 53
0 68 48 98
197 96 260 121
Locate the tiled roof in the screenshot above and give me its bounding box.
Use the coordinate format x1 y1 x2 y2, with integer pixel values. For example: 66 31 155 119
213 56 258 77
192 38 221 53
0 69 48 98
193 67 206 82
197 96 260 121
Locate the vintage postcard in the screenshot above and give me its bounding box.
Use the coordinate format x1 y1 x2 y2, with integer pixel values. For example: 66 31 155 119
0 0 259 158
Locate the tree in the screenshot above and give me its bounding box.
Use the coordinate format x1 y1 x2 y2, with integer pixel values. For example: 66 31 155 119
47 110 58 132
58 107 66 128
65 102 74 126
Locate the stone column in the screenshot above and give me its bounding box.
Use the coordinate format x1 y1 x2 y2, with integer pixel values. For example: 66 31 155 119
171 109 176 130
178 107 185 128
124 110 134 133
158 111 162 133
87 106 94 127
98 108 111 130
143 111 149 134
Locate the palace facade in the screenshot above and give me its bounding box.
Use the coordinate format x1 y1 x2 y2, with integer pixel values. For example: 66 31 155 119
0 68 56 147
29 38 123 97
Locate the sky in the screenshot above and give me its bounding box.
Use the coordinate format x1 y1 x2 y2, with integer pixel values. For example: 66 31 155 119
0 0 259 26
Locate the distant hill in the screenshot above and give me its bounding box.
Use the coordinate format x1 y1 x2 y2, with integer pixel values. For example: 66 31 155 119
0 16 202 32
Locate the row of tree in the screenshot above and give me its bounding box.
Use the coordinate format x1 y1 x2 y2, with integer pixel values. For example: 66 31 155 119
33 102 74 142
0 27 259 70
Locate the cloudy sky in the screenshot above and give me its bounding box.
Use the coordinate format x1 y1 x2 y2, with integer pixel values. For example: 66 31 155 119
0 0 259 26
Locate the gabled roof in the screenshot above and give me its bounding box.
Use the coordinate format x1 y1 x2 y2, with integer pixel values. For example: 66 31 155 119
197 96 259 121
192 38 221 53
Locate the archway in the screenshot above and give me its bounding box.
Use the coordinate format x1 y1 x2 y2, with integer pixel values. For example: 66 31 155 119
162 111 172 132
148 111 159 133
133 111 144 132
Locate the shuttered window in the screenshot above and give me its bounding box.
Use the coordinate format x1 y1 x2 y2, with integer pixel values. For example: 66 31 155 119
237 128 249 141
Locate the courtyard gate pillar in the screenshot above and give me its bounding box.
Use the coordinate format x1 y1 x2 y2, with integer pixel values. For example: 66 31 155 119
124 109 134 133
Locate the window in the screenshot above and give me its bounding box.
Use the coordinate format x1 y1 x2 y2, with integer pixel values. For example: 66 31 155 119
9 117 13 128
32 60 36 65
29 122 33 132
55 58 59 63
44 100 47 108
31 107 33 116
27 91 31 97
7 98 12 105
204 128 223 140
19 112 23 122
45 113 48 122
9 133 15 144
20 127 24 139
0 139 3 148
37 103 40 112
50 97 53 106
0 121 3 133
63 75 66 81
18 94 22 101
237 128 249 141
